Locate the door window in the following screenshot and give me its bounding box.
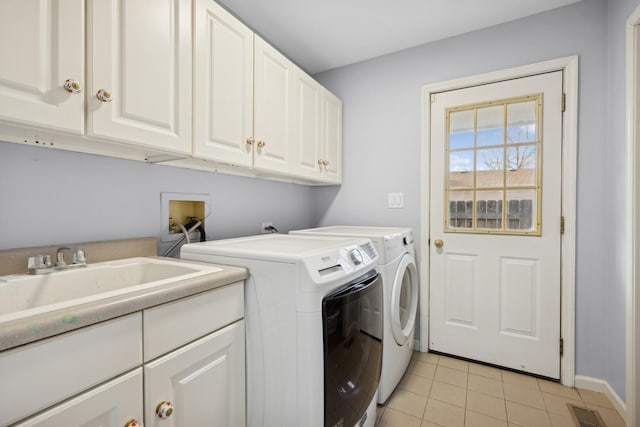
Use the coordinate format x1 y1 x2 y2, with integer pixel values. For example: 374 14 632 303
446 95 541 235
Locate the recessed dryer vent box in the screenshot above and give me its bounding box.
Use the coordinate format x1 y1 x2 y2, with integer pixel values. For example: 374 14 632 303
160 193 210 242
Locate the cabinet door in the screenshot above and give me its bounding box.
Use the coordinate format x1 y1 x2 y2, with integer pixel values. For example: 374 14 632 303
321 89 343 183
144 320 245 427
0 0 84 133
193 0 254 167
292 67 322 180
254 36 294 174
88 0 192 154
14 369 143 427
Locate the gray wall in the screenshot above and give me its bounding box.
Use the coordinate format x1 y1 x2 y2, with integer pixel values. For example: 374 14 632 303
0 141 315 253
313 0 626 396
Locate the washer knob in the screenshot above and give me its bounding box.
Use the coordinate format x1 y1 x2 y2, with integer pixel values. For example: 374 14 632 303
348 249 363 265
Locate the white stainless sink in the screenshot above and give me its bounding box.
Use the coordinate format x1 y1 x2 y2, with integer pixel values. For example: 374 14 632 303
0 257 222 321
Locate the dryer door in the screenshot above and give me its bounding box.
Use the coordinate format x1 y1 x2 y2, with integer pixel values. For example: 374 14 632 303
390 253 419 346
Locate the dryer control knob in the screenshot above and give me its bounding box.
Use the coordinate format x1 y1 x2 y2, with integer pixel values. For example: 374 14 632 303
348 249 363 265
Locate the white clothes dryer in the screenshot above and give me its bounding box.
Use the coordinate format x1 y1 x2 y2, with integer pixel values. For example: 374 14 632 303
181 234 382 427
290 226 419 404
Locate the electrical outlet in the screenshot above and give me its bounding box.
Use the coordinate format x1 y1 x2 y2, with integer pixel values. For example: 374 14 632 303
261 222 274 233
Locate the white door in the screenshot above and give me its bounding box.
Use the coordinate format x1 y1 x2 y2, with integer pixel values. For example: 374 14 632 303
254 36 294 174
193 0 254 167
0 0 84 133
292 66 322 180
14 369 143 427
390 254 419 345
144 321 245 427
429 71 563 378
88 0 192 154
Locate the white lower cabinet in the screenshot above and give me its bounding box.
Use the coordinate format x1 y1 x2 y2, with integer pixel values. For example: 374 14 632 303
144 321 245 427
14 369 144 427
3 283 245 427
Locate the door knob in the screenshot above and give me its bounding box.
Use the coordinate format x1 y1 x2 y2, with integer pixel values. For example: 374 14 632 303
433 239 444 248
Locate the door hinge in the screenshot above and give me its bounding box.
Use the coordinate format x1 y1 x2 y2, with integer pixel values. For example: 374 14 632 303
560 216 565 235
560 338 564 357
561 93 566 112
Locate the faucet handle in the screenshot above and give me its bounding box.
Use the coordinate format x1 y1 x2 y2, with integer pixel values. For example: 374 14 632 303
73 249 86 264
28 255 53 274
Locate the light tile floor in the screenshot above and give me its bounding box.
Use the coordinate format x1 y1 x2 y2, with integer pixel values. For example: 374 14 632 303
375 351 627 427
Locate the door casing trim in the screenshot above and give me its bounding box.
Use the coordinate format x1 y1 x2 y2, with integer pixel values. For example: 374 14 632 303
626 4 640 426
419 56 578 387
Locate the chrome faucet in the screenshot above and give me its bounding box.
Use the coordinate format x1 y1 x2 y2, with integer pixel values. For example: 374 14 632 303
56 246 86 267
28 246 87 275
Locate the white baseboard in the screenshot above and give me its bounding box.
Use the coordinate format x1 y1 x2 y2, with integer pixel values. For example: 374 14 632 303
574 375 627 424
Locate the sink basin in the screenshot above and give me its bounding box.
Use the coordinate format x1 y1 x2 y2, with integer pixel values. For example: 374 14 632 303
0 257 222 321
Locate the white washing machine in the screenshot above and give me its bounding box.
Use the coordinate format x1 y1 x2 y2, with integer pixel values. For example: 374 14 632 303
290 226 419 404
181 234 383 427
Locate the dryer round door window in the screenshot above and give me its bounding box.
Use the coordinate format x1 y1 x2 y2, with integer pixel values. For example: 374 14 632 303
390 254 419 346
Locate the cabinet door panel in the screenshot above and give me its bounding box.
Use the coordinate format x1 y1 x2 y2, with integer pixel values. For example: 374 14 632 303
0 313 142 426
292 67 322 180
14 369 143 427
88 0 191 154
144 320 245 427
322 89 343 183
193 0 253 166
0 0 83 133
254 36 293 174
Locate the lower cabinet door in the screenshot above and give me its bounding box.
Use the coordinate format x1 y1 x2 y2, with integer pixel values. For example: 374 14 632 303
14 369 143 427
144 320 246 427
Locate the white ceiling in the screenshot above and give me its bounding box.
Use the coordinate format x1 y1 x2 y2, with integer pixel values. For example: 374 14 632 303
216 0 582 74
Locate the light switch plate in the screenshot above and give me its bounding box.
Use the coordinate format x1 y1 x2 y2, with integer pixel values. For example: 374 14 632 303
388 192 404 209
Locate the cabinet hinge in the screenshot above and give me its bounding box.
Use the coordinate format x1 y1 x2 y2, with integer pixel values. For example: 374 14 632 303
561 93 566 112
560 216 565 235
560 338 564 357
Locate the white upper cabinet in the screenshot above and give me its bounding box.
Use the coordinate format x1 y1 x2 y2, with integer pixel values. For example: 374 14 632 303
0 0 84 134
254 36 294 175
321 89 343 183
193 0 254 167
87 0 192 154
292 67 323 180
0 0 341 184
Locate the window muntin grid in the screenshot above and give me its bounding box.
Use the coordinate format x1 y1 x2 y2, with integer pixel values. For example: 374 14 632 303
445 94 542 236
